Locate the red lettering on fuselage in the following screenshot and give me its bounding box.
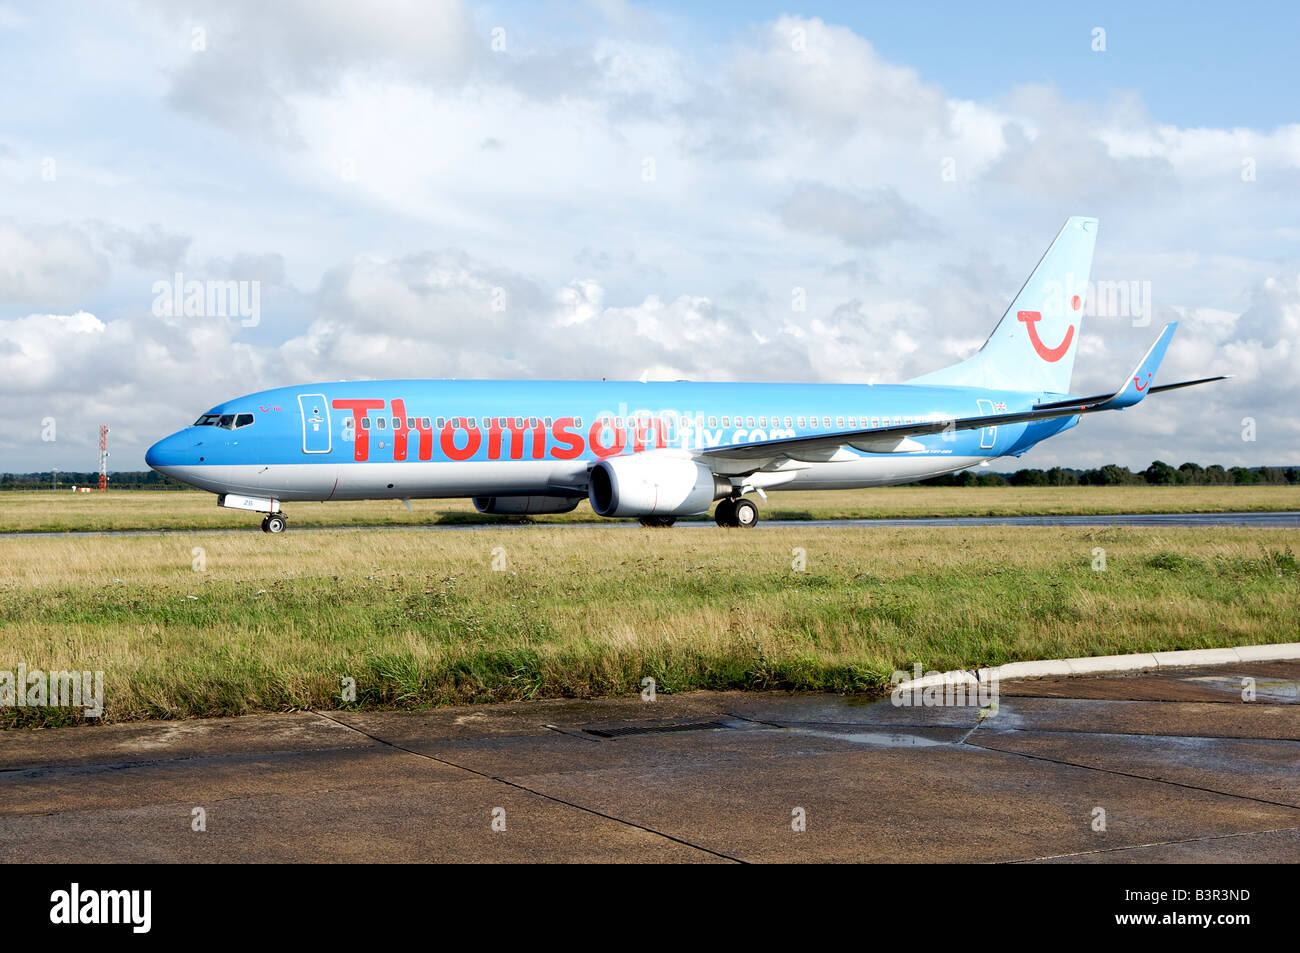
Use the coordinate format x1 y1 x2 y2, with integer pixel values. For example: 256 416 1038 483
516 419 546 459
588 418 626 458
390 399 412 461
331 398 385 461
550 417 584 460
630 416 667 452
330 401 679 462
485 417 546 459
413 416 434 460
440 417 481 460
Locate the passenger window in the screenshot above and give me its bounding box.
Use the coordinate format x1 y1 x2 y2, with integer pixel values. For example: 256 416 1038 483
784 416 793 428
708 416 717 428
810 417 819 429
721 416 730 427
574 417 583 428
847 416 856 427
836 416 844 428
746 416 755 427
870 417 879 428
758 416 767 428
797 416 806 427
544 417 553 427
376 417 387 430
822 417 831 428
423 418 432 429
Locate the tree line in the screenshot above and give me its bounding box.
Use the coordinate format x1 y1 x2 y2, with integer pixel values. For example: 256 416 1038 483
919 462 1300 487
0 470 182 490
0 462 1296 491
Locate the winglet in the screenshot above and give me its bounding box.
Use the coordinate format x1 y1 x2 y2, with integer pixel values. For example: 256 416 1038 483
1101 322 1177 409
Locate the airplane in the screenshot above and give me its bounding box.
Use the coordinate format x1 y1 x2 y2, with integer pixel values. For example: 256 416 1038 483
145 216 1225 533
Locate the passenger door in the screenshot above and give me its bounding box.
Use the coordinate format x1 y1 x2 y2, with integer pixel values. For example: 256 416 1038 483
298 394 332 454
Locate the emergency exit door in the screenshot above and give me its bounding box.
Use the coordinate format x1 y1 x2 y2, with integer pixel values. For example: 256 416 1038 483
976 398 998 450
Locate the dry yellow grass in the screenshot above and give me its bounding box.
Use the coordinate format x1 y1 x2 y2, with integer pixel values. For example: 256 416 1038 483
1 524 1296 725
1 484 1297 533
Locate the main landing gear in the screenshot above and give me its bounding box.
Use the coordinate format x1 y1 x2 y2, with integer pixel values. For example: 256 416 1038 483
260 513 287 534
637 516 677 528
714 497 759 528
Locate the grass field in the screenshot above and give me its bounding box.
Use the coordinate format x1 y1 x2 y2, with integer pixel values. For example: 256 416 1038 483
1 484 1298 533
2 524 1296 726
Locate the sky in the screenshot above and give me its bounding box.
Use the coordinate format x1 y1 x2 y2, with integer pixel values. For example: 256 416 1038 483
1 0 1297 473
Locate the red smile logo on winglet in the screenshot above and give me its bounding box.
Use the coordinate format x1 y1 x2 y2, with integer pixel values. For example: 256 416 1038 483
1017 310 1074 363
1134 374 1150 392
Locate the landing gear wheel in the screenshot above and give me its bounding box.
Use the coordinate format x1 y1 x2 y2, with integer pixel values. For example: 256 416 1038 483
260 517 270 533
732 498 759 528
714 498 737 527
638 516 677 528
265 514 287 534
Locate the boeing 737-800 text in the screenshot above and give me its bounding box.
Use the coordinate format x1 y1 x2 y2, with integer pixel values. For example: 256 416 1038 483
146 217 1224 531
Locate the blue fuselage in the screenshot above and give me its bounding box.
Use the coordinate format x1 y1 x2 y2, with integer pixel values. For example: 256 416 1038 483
145 378 1077 503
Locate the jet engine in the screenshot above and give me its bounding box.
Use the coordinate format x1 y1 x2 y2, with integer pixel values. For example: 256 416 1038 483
587 454 730 518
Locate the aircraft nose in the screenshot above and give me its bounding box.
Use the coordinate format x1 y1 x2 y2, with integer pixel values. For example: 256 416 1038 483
145 432 186 474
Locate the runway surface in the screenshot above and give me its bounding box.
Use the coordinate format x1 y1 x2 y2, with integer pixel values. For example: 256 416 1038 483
6 510 1300 538
3 661 1297 862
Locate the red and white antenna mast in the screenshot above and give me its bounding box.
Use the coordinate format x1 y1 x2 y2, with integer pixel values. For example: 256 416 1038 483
98 425 109 491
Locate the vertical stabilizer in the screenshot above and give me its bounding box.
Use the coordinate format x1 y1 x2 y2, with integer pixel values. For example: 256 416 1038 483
909 216 1098 394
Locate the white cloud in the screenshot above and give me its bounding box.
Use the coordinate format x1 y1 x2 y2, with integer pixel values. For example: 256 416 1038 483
729 16 947 140
152 0 477 143
0 221 109 309
3 8 1299 472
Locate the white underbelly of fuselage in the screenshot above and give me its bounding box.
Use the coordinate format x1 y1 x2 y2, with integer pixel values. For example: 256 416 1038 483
168 454 989 501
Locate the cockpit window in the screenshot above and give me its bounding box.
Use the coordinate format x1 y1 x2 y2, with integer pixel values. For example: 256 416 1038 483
194 413 254 430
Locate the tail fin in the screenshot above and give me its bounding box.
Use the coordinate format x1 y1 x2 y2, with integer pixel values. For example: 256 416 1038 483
909 216 1098 394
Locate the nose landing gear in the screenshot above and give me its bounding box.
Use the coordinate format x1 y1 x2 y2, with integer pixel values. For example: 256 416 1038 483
218 494 287 534
714 497 758 528
260 514 287 534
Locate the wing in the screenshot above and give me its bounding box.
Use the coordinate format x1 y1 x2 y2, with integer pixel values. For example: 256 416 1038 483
699 323 1225 470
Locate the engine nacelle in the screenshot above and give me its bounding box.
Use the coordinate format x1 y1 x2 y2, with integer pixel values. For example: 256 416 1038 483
588 454 730 518
472 495 581 515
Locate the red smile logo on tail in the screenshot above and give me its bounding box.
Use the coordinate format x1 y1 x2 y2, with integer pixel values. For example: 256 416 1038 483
1017 310 1074 363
